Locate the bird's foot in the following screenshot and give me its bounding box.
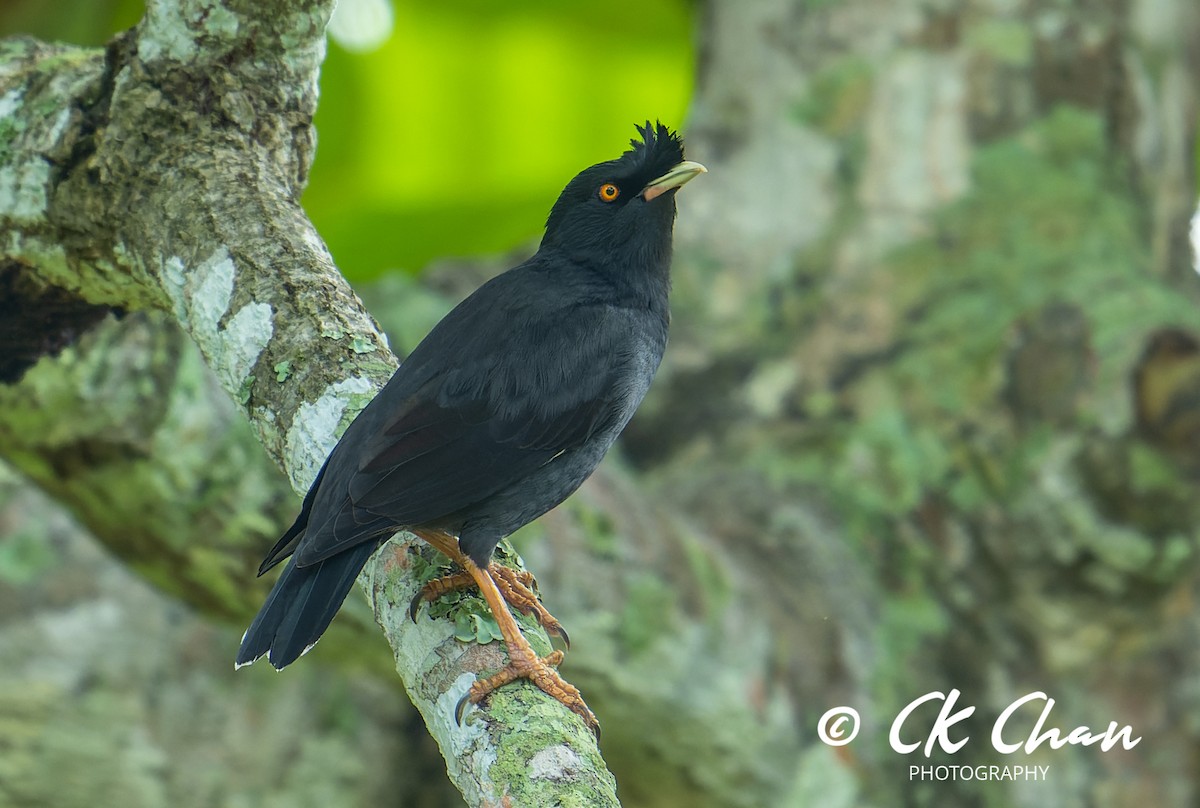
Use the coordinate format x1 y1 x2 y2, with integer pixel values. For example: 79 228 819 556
410 563 570 649
409 570 472 620
490 565 570 648
457 645 599 737
408 530 596 735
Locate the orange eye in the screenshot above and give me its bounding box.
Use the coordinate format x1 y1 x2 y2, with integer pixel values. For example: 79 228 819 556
598 183 620 202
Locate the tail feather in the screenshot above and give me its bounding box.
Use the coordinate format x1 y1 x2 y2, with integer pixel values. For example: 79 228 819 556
257 457 332 576
236 541 379 669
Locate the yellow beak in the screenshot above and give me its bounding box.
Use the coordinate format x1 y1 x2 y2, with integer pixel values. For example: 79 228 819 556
641 160 707 202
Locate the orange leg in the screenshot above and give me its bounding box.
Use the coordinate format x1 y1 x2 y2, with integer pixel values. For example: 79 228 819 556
409 530 569 647
458 554 598 734
408 570 474 620
492 566 569 648
412 527 465 560
410 529 596 734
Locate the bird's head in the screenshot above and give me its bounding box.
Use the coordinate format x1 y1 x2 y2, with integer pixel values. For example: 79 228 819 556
540 122 705 271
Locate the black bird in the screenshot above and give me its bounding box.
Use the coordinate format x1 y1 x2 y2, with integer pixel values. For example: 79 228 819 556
236 122 704 731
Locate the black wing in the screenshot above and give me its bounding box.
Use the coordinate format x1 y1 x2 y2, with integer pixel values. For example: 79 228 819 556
290 272 633 567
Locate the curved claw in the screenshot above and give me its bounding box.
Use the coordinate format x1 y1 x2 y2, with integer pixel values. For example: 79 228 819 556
550 622 571 651
408 590 425 622
455 690 473 724
453 680 599 740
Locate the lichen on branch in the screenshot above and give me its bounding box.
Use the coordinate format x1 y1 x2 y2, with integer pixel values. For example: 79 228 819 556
0 2 620 804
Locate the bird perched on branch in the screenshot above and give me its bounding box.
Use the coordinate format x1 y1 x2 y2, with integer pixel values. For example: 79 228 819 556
236 122 705 734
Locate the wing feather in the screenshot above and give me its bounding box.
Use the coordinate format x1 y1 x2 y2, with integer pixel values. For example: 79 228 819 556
283 267 655 569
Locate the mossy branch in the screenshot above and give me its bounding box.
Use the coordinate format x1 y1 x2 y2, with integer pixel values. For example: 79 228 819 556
0 3 618 804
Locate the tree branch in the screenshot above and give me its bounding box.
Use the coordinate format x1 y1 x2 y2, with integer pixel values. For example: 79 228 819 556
0 3 619 804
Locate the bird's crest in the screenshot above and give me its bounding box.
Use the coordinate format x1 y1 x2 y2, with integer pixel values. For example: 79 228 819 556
619 121 686 181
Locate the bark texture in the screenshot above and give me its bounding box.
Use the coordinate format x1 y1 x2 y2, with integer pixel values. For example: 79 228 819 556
0 2 618 805
634 0 1200 804
2 0 1200 806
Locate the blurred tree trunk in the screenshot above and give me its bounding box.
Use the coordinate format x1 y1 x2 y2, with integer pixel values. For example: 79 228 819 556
2 0 1199 807
619 0 1200 804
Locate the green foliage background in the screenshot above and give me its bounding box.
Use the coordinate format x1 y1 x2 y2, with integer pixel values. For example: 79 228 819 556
0 0 694 278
